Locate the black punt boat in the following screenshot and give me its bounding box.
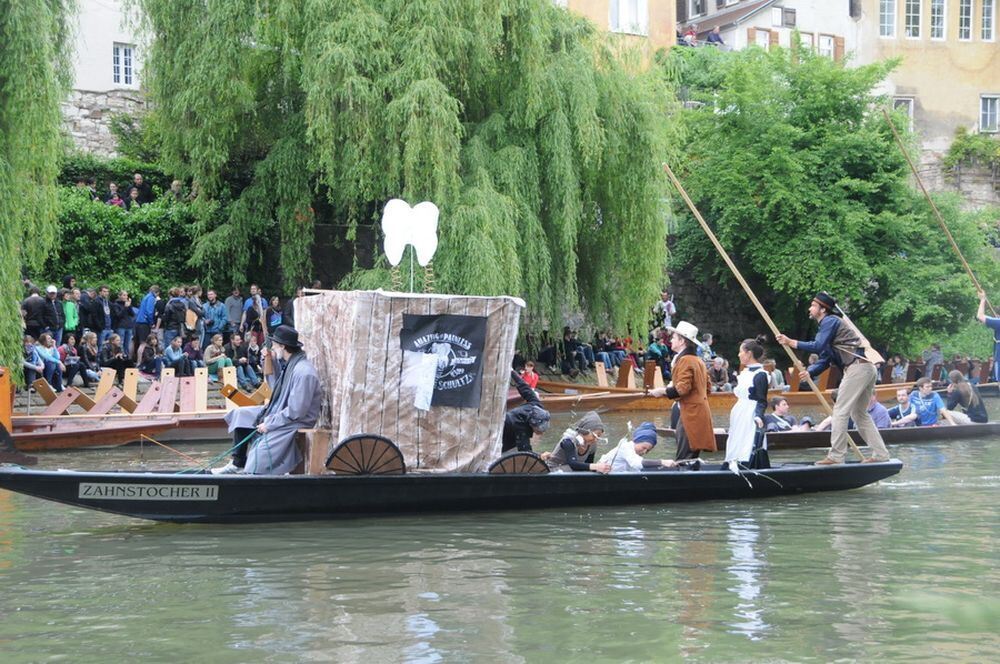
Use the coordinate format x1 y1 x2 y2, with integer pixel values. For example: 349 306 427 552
660 421 1000 451
0 458 902 524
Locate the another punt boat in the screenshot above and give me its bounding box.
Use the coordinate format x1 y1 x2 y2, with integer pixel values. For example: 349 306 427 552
13 416 180 452
0 459 903 524
658 421 1000 451
535 379 913 412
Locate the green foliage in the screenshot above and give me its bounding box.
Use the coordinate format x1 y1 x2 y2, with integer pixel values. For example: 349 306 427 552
137 0 679 331
108 112 163 163
58 152 171 193
0 0 72 379
943 126 1000 171
662 45 1000 351
42 188 196 296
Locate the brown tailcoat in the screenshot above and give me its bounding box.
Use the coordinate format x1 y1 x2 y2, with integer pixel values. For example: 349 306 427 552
671 353 716 452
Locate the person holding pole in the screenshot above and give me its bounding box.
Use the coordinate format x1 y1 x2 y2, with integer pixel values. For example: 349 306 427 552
975 290 1000 382
775 292 891 465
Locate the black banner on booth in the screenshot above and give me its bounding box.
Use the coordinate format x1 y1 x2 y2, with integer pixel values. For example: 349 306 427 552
400 314 488 408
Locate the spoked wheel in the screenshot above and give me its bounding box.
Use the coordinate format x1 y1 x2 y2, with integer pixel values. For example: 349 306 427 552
325 434 406 475
488 451 549 475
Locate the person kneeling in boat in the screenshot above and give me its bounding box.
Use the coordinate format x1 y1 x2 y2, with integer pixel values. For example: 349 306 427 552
502 370 550 453
212 325 322 475
598 422 676 472
541 411 611 473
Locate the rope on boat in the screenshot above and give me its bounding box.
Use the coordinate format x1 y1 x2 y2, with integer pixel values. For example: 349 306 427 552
138 434 201 465
172 429 259 474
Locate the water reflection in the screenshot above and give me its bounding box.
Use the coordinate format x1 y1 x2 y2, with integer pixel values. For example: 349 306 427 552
725 516 768 640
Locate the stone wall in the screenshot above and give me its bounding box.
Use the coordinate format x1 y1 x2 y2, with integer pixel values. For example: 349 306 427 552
62 88 146 157
918 148 1000 210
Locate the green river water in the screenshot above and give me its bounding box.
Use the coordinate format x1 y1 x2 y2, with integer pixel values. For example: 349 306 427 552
0 407 997 662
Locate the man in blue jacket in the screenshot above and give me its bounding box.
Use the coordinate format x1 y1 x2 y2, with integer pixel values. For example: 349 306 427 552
976 290 1000 382
776 292 890 465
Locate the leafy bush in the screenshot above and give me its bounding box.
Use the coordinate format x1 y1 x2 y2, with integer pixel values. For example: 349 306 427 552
943 127 1000 171
41 187 196 294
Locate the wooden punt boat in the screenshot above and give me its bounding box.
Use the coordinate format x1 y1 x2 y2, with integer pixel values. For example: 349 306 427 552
658 421 1000 451
13 417 180 452
0 459 902 524
506 390 650 412
12 411 229 446
536 379 916 412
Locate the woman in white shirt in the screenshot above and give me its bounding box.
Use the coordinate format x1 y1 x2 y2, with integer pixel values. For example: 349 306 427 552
598 422 675 472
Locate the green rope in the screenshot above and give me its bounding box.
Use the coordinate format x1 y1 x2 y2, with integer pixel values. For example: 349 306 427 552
174 429 259 474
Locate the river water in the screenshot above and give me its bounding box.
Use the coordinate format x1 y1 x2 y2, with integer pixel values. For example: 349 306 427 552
1 407 997 662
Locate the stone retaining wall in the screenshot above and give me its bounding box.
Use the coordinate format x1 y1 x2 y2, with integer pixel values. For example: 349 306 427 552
62 88 146 157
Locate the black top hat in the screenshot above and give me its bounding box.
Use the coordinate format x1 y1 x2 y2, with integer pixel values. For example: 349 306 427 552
812 291 837 311
268 325 302 349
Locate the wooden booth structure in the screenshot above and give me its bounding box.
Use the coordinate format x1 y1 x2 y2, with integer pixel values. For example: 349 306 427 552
296 289 524 473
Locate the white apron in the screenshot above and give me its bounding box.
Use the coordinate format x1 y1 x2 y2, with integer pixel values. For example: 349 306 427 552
724 367 763 464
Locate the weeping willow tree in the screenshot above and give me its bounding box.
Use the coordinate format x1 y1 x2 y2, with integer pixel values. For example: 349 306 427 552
0 0 72 378
139 0 678 331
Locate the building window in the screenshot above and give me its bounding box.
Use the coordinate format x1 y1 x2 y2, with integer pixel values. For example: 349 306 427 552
610 0 649 36
799 31 815 51
893 97 915 131
959 0 972 39
771 7 783 26
112 43 134 86
880 0 896 37
692 0 707 17
982 96 999 133
553 0 568 7
818 34 835 58
783 8 797 27
756 28 772 49
905 0 921 38
984 0 996 40
930 0 946 39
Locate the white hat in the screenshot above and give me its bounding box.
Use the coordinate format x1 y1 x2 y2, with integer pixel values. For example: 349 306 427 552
667 320 700 345
45 285 57 294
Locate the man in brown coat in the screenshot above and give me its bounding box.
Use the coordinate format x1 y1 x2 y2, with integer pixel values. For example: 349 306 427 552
650 321 716 461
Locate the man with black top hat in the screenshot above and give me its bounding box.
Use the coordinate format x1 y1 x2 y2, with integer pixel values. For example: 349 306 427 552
212 325 322 474
776 292 890 465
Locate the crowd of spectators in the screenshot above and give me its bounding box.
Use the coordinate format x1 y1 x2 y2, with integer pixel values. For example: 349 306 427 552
19 276 320 393
74 171 190 211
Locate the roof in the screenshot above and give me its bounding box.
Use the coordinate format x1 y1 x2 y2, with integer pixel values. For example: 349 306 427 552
682 0 779 34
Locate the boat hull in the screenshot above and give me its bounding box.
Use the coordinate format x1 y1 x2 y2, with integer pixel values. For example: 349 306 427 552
0 461 902 524
12 411 228 448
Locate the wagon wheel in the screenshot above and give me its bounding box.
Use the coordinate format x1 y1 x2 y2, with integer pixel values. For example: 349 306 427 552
488 451 549 475
325 434 406 475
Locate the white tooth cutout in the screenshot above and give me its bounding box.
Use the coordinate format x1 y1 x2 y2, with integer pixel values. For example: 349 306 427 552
381 198 440 267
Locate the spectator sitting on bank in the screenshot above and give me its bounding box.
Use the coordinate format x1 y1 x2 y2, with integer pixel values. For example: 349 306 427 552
706 26 725 46
35 333 65 392
561 328 590 375
107 188 126 208
184 338 207 371
138 333 165 379
708 356 734 392
762 358 788 391
699 332 715 364
164 335 194 377
58 334 83 388
887 354 909 383
520 360 540 390
104 181 121 203
683 24 698 46
922 343 944 383
22 335 44 389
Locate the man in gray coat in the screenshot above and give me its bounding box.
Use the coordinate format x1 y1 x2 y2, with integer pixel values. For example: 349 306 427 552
212 325 323 474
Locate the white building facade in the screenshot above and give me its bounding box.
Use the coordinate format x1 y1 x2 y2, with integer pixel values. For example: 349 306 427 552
63 0 145 156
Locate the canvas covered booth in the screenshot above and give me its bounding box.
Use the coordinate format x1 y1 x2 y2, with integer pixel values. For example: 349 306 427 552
295 290 524 473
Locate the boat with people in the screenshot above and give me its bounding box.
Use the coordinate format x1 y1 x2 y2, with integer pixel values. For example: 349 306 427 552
0 455 903 524
658 421 1000 451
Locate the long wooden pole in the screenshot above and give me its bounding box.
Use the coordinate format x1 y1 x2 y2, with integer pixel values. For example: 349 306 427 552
881 108 997 317
663 163 867 462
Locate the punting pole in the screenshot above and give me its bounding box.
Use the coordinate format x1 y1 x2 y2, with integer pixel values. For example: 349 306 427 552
881 108 997 317
663 163 867 462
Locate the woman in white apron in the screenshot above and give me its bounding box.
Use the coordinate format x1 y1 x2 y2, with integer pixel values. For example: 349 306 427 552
724 337 771 470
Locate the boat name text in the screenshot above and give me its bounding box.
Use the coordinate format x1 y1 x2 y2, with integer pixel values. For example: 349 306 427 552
78 483 219 501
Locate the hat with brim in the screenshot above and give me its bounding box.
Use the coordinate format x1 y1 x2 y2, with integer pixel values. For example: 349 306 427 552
667 320 700 346
812 291 837 311
268 325 303 350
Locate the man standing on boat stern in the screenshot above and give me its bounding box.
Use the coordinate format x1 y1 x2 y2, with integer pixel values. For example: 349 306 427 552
976 290 1000 382
776 292 890 464
212 325 322 474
